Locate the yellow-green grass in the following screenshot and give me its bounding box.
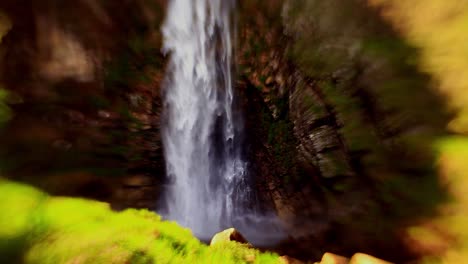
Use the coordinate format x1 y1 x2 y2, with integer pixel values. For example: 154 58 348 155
0 180 280 264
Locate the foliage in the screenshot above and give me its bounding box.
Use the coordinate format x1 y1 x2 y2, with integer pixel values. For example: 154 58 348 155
368 0 468 133
0 180 280 264
359 1 468 262
407 137 468 264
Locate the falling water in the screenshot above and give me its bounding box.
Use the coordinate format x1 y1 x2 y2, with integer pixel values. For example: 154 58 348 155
160 0 284 243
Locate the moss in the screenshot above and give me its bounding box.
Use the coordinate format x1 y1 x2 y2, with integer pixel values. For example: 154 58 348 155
0 180 280 264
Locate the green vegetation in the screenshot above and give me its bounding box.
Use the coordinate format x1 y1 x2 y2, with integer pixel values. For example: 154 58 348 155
408 137 468 264
0 180 280 264
362 1 468 262
368 0 468 133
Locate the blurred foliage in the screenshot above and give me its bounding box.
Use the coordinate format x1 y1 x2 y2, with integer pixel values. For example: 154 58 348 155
426 137 468 263
0 180 280 264
368 0 468 133
361 1 468 262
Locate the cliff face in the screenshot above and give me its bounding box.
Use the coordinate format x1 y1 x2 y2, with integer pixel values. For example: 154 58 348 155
238 0 451 261
0 0 167 209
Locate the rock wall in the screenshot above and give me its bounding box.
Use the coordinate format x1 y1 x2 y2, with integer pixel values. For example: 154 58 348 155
0 0 167 209
237 0 451 261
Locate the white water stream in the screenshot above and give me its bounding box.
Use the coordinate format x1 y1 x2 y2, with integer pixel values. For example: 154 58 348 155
160 0 283 243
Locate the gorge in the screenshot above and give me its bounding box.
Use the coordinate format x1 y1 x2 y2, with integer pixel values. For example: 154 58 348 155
0 0 467 263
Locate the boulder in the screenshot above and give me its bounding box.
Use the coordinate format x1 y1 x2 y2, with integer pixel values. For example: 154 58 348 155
319 252 349 264
210 228 250 246
349 253 392 264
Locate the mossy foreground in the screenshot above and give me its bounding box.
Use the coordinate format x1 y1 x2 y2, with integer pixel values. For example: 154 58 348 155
0 180 279 264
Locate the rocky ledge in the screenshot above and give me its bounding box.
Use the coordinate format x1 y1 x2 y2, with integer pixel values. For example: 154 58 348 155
210 228 393 264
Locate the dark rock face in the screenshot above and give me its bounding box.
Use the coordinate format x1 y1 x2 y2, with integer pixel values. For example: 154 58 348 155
237 0 450 262
0 0 166 207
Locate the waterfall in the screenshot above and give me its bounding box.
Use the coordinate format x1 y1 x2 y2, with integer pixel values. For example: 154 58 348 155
160 0 284 243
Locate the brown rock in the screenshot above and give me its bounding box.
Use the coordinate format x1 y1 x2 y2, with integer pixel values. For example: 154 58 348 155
122 175 153 187
320 252 349 264
97 110 119 119
349 253 393 264
210 228 250 246
265 76 275 86
279 255 305 264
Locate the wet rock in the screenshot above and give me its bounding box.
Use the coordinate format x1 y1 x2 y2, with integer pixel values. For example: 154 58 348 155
27 18 97 82
122 175 154 187
266 76 275 86
319 252 349 264
52 139 72 150
66 110 86 124
132 112 151 125
210 228 250 246
349 253 392 264
97 110 119 119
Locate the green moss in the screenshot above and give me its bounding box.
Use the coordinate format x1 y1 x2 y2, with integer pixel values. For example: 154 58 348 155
0 180 280 264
